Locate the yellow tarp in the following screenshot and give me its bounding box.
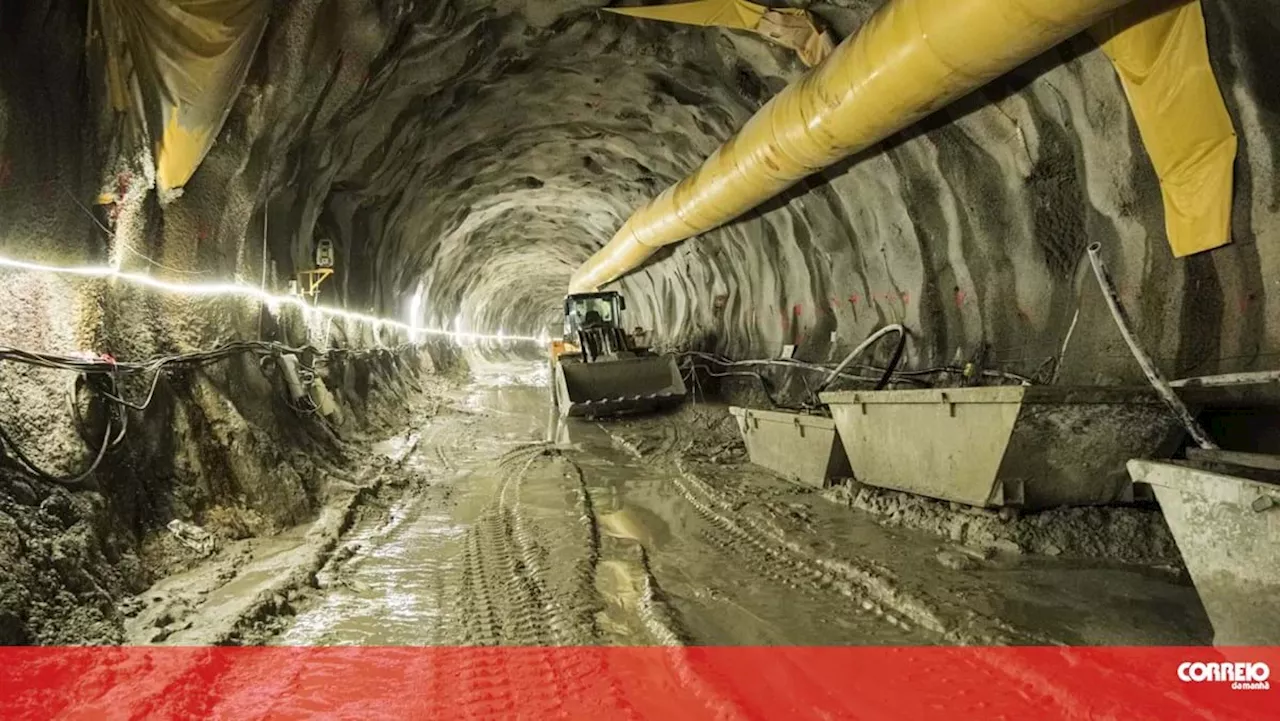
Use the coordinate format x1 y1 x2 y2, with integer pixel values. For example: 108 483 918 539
96 0 270 198
1091 0 1237 257
608 0 764 28
607 0 835 67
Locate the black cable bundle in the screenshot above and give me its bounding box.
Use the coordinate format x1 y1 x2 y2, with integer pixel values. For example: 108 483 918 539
0 341 320 485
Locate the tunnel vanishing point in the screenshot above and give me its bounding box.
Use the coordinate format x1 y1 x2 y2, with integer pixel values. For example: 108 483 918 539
1 0 1279 713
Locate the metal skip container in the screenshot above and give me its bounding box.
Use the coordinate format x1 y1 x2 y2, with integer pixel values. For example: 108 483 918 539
819 386 1185 509
729 407 852 489
1127 459 1280 646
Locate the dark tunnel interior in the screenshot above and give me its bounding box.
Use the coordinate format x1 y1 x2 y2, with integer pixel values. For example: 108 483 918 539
1 1 1279 707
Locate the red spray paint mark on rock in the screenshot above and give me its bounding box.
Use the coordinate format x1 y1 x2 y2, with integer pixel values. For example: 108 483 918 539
1240 292 1257 314
954 289 967 308
848 293 860 307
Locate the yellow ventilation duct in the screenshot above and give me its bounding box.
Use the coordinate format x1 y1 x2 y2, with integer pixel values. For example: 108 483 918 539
571 0 1236 293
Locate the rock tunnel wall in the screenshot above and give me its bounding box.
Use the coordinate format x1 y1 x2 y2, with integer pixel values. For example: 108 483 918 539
7 1 1279 374
0 0 1277 639
0 1 431 643
151 0 1276 384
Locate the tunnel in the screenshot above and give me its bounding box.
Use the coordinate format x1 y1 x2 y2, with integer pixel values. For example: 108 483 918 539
1 0 1278 714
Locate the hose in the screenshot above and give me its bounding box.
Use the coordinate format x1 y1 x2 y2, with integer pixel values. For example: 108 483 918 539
1086 243 1217 450
679 346 1037 415
0 373 124 486
681 363 800 411
814 324 907 396
680 351 890 385
0 340 378 486
681 350 1031 386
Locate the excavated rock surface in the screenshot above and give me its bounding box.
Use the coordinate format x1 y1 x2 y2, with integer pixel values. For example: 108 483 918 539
1 0 1277 643
223 0 1280 382
6 1 1278 374
0 2 429 644
0 334 430 644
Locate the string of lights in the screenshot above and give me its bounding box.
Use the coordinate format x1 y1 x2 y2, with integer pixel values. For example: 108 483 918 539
0 254 543 345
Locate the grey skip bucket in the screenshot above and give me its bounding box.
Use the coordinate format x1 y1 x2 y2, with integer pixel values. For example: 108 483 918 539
729 407 851 489
819 386 1185 509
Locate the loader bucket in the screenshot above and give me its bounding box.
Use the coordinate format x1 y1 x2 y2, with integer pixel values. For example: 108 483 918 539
555 355 686 417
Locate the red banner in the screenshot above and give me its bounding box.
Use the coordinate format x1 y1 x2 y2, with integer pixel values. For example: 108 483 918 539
2 647 1275 719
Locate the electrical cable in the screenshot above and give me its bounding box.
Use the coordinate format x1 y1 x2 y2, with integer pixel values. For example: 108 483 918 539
814 324 907 396
678 328 1040 413
681 363 800 411
0 373 120 485
0 340 393 485
679 351 1034 388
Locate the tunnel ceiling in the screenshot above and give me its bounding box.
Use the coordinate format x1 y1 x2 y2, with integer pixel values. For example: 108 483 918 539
259 0 795 339
219 0 1275 377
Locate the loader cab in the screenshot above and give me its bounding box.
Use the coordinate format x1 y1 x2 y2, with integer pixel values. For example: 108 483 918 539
563 291 626 338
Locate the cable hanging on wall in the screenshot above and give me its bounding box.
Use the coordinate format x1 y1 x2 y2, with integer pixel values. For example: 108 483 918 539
0 341 390 486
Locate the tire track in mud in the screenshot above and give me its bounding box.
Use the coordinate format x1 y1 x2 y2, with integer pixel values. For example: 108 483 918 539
606 421 1048 646
447 438 695 648
257 379 756 717
452 443 595 644
442 440 742 719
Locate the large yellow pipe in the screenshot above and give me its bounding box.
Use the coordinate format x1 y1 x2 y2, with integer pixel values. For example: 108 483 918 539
570 0 1138 293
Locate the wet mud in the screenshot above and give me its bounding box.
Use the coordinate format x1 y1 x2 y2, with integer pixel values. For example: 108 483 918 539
130 361 1209 648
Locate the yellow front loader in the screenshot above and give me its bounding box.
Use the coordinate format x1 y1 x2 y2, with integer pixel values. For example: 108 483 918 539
548 292 686 418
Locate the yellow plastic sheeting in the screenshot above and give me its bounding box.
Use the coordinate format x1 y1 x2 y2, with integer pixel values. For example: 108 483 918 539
570 0 1134 293
607 0 834 67
1091 0 1236 257
96 0 270 197
607 0 764 29
757 10 836 68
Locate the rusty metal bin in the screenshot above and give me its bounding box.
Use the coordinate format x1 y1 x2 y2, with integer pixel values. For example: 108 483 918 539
729 407 851 489
819 386 1184 509
1127 459 1280 646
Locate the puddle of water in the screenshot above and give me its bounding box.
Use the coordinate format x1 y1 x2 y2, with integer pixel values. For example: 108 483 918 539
276 364 923 645
372 432 419 462
275 361 1209 647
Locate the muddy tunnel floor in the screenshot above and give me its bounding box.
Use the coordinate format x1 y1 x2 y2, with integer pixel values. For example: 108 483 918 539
121 362 1212 648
